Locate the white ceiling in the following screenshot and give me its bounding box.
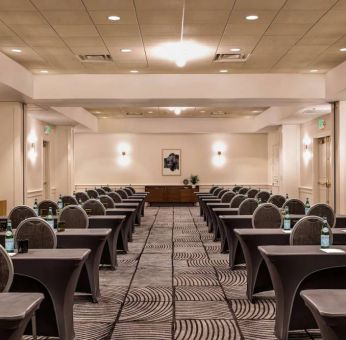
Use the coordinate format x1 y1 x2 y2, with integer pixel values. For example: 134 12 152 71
0 0 345 74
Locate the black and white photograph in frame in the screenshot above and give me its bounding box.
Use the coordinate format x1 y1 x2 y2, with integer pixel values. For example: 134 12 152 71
162 149 181 176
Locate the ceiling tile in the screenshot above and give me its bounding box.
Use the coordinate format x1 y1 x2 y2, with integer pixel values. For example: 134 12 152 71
0 36 26 46
284 0 338 10
141 25 181 36
224 23 270 35
83 0 134 10
186 0 235 10
333 0 346 10
274 10 324 24
41 10 92 25
297 33 342 46
184 24 225 35
184 10 230 24
10 24 57 38
229 10 278 24
70 46 109 55
234 0 286 10
0 22 15 36
0 11 45 24
265 23 311 35
134 0 181 10
0 0 35 11
64 36 106 47
88 10 137 25
308 22 346 36
25 36 65 47
97 24 140 37
31 0 85 10
103 36 143 47
136 10 181 25
142 35 180 46
54 25 99 37
319 10 346 25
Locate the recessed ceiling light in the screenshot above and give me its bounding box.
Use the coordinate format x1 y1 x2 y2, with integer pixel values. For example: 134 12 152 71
121 48 132 53
230 48 240 52
310 69 319 73
246 15 259 21
339 47 346 52
219 69 228 73
130 70 138 73
11 49 22 53
252 110 261 113
94 111 101 114
147 111 153 113
108 15 120 21
40 70 48 73
199 110 206 113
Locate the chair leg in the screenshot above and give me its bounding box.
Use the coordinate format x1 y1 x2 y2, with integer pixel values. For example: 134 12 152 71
32 313 37 340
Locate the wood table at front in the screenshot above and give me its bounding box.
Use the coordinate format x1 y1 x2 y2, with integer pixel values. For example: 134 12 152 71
259 245 346 340
10 248 90 340
0 228 111 303
234 228 346 302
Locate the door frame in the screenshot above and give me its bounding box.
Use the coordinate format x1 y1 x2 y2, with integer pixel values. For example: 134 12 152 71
42 140 50 200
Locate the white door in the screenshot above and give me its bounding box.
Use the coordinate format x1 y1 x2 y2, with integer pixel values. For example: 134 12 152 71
271 144 280 194
317 136 332 204
43 140 50 199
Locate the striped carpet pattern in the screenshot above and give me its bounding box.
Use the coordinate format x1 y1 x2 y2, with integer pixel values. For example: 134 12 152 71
24 206 321 340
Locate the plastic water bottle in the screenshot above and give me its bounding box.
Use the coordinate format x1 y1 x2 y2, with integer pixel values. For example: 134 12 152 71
47 207 54 229
305 198 310 214
283 206 291 230
5 219 14 253
320 217 330 249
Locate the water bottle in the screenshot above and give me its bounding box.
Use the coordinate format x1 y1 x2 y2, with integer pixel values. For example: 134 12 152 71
320 217 330 249
305 198 310 214
33 198 39 215
285 193 289 200
257 197 262 205
57 194 63 210
5 219 14 253
283 206 291 230
47 207 54 229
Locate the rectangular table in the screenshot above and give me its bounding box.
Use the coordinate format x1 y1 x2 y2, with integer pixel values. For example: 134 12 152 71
235 228 346 302
0 228 111 303
259 245 346 340
88 215 125 269
106 208 136 251
10 249 90 340
220 214 305 269
211 207 237 246
115 202 141 225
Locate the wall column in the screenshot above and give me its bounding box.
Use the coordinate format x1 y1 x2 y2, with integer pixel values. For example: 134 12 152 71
280 125 300 198
55 126 74 195
0 102 24 211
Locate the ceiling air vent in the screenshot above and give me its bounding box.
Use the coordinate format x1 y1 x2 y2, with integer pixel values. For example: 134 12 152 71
213 53 249 63
78 54 113 63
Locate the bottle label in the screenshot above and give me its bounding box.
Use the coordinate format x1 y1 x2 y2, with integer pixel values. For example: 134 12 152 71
321 235 330 248
48 220 54 229
284 219 291 230
5 238 14 252
305 207 309 214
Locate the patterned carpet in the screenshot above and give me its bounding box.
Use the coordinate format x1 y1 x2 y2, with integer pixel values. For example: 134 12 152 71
28 207 322 340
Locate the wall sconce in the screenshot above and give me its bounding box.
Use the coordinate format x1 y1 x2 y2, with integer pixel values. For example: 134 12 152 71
117 143 131 167
27 132 38 163
303 135 312 164
212 142 226 167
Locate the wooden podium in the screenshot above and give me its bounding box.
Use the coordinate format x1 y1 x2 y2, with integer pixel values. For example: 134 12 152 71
145 186 199 205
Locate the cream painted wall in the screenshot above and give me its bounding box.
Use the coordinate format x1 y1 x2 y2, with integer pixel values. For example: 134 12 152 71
74 133 268 187
0 102 24 212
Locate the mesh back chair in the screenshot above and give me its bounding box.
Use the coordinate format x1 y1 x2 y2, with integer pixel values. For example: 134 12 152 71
213 188 223 196
220 191 236 203
108 192 123 203
61 195 78 207
290 216 333 245
247 188 259 198
252 203 282 229
125 186 135 194
210 186 219 194
99 195 115 209
75 191 89 204
82 199 106 216
124 188 133 197
307 203 336 228
217 189 228 198
86 189 99 199
102 186 112 192
117 189 129 199
8 205 37 229
16 217 57 249
268 194 286 208
238 187 249 195
232 186 242 193
230 194 247 208
96 188 106 196
38 200 58 216
283 198 305 215
255 191 271 203
238 198 258 215
59 205 89 229
0 244 14 292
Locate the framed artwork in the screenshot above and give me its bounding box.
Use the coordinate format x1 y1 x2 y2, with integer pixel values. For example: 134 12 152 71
162 149 181 176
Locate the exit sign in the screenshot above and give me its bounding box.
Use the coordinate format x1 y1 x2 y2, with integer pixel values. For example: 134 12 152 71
318 119 325 130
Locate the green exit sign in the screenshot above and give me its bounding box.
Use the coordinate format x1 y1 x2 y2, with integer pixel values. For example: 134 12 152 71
318 119 325 130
